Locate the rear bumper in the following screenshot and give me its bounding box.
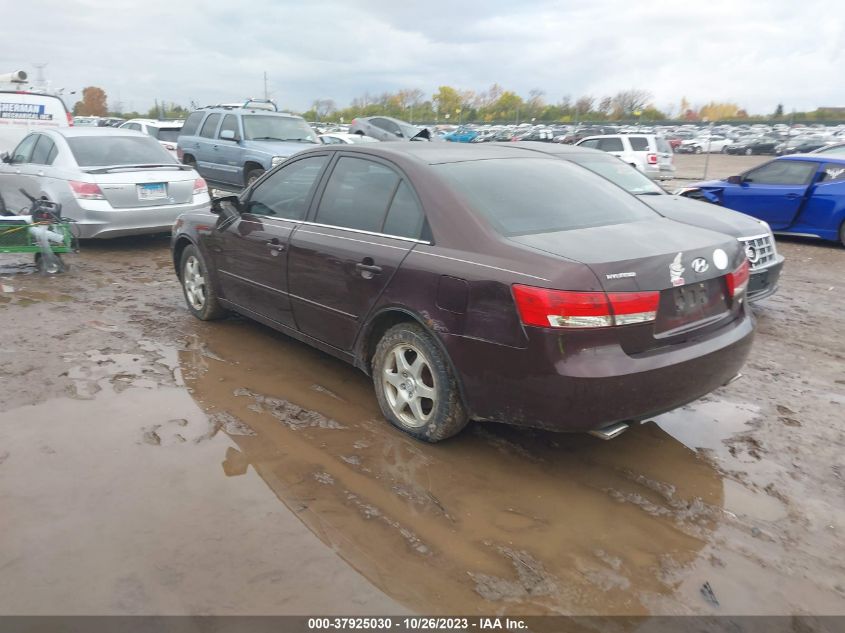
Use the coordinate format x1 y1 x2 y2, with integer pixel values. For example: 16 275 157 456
644 164 676 181
747 255 784 302
444 308 755 432
67 197 211 239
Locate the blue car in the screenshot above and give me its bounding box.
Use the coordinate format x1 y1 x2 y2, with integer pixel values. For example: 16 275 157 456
442 127 478 143
680 155 845 246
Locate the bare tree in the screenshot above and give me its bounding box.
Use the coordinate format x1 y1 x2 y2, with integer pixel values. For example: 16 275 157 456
574 95 595 116
597 96 613 116
314 99 336 119
611 89 652 116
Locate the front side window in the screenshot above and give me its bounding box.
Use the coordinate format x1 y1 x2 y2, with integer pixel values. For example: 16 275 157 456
435 158 656 236
12 134 39 163
743 160 818 185
218 115 239 140
315 157 400 232
199 113 221 139
246 155 327 219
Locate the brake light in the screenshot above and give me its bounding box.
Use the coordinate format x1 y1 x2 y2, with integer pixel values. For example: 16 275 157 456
726 260 750 298
66 112 74 126
512 285 659 329
68 180 104 200
647 153 658 164
193 178 208 195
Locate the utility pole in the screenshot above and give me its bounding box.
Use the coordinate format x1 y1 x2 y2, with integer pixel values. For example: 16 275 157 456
263 71 268 100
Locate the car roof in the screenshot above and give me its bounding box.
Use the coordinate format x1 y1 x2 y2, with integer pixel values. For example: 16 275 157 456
195 107 300 118
298 141 582 165
51 127 148 138
781 153 845 163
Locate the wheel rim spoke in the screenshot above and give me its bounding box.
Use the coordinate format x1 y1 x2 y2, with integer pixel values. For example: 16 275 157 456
381 341 437 429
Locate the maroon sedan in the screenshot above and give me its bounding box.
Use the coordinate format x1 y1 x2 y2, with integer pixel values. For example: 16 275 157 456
172 143 754 442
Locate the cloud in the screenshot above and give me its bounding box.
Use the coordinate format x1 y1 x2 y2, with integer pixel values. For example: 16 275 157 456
0 0 840 114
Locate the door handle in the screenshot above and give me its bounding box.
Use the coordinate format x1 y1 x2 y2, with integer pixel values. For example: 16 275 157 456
267 238 285 255
785 193 801 199
356 260 382 277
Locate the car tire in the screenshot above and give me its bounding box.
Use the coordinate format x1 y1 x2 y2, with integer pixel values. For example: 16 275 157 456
372 322 468 443
183 155 196 168
245 168 265 187
745 148 754 156
179 244 227 321
694 146 703 154
840 221 845 248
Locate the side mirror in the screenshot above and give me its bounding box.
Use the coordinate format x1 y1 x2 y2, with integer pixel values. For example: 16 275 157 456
1 152 12 164
726 175 743 185
219 130 237 141
210 195 241 222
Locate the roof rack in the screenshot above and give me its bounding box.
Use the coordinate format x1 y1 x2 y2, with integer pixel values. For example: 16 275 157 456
200 99 279 112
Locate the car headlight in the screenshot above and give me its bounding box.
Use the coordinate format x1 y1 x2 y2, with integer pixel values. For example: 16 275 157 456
271 156 284 167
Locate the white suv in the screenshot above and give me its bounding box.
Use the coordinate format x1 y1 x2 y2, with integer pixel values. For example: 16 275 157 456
576 134 675 180
119 118 184 158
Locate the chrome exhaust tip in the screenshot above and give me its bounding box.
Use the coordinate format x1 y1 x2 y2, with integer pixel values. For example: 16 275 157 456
589 421 630 441
723 372 743 386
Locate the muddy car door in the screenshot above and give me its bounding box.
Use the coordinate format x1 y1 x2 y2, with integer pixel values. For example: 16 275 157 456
287 155 422 350
212 154 329 327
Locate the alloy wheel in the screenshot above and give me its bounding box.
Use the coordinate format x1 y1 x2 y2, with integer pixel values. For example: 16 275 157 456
381 343 437 428
183 255 206 310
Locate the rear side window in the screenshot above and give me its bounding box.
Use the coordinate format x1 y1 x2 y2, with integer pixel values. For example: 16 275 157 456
598 137 624 151
383 181 424 239
198 113 221 138
435 158 656 236
629 137 650 151
180 111 204 137
67 136 175 167
744 160 818 185
246 155 327 219
155 128 181 142
819 163 845 182
31 136 57 165
316 157 399 232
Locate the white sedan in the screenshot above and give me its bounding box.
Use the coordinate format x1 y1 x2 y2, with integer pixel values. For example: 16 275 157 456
679 135 732 154
318 132 379 145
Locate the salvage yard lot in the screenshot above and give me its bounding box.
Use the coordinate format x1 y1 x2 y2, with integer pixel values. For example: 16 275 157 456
0 153 843 615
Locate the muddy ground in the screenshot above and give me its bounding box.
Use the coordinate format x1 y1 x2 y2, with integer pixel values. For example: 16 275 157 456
1 161 843 615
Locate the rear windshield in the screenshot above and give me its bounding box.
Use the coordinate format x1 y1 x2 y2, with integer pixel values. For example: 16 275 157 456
67 135 177 167
242 115 318 143
151 127 181 142
567 156 664 195
435 158 656 236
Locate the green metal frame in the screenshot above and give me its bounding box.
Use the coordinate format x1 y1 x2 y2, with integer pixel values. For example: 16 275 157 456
0 222 74 254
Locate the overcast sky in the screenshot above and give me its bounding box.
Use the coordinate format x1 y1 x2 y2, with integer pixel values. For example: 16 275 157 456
1 0 842 115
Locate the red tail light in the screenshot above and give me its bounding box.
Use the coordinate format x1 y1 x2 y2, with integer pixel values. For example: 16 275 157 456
68 180 104 200
647 153 658 164
726 260 750 298
512 285 659 329
66 112 74 126
193 178 208 195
